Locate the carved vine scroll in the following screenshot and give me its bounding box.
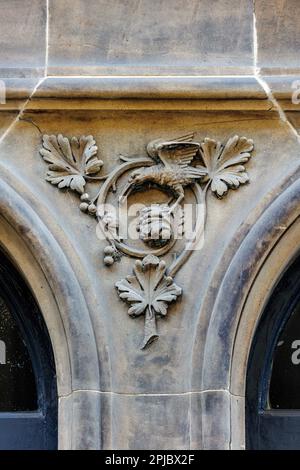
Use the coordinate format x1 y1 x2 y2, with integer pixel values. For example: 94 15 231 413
40 132 254 349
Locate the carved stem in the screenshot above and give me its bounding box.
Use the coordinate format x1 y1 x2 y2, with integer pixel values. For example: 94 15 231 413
140 306 158 350
168 182 208 278
85 174 110 181
114 237 176 259
110 168 177 258
96 159 153 210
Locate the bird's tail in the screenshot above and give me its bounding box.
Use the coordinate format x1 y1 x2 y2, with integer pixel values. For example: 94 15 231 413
184 166 208 179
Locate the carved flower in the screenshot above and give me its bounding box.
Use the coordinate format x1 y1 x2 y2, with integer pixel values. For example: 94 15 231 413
198 135 254 198
40 134 103 194
116 255 182 348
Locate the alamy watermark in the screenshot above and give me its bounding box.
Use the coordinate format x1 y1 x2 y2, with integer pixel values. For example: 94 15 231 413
292 80 300 105
95 201 206 252
0 340 6 364
291 339 300 365
0 80 6 105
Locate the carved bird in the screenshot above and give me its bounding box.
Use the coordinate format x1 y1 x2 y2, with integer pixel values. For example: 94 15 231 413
128 134 205 212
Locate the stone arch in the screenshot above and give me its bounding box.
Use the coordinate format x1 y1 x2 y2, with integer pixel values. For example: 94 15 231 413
0 177 102 449
200 177 300 449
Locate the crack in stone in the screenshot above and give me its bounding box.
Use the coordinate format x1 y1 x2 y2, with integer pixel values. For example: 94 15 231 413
0 77 46 145
19 117 43 134
253 4 300 144
45 0 49 77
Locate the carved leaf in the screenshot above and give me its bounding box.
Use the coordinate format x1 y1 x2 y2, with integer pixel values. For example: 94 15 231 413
115 255 182 318
199 135 254 198
116 275 147 316
40 134 103 194
151 277 182 316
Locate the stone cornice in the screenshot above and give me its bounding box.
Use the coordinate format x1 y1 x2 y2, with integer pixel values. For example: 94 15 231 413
0 75 275 112
1 75 299 113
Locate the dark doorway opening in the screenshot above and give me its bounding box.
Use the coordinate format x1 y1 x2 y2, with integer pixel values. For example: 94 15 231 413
246 253 300 449
0 247 57 449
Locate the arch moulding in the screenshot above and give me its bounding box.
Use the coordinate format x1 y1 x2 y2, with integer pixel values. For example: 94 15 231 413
201 177 300 449
0 177 102 449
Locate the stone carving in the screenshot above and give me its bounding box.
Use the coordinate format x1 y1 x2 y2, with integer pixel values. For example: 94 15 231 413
199 136 253 198
136 204 184 249
116 255 182 349
40 132 254 348
137 204 171 247
40 134 103 194
129 134 204 213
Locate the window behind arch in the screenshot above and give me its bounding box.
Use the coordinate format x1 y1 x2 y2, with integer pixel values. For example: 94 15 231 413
269 301 300 410
0 296 37 411
0 248 57 449
246 253 300 449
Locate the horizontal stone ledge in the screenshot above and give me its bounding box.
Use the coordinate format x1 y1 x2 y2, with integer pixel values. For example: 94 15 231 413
16 98 271 112
263 74 300 100
57 389 234 398
0 76 268 101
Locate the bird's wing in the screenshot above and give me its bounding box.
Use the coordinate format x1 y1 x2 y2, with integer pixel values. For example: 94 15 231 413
157 142 200 168
170 132 195 143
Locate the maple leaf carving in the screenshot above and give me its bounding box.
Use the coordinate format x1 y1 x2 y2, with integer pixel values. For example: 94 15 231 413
198 135 254 198
40 134 103 194
116 254 182 349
